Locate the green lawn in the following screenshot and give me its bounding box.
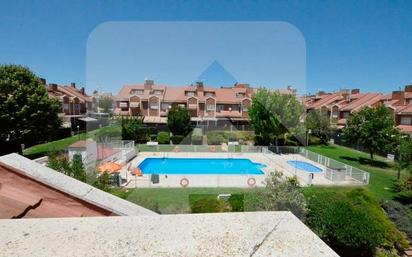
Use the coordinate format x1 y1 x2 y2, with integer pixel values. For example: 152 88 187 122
23 125 121 158
306 144 398 200
118 187 253 214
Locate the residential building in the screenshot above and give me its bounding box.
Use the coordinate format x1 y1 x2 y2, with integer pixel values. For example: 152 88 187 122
114 80 254 127
42 79 98 118
304 85 412 134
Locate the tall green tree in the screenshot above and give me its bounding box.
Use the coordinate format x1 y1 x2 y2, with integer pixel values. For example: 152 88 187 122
121 116 150 143
343 105 399 160
248 88 303 145
398 137 412 171
305 109 331 144
167 106 192 136
0 65 61 152
98 95 114 113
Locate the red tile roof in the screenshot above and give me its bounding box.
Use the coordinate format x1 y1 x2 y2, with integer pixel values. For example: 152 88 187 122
397 125 412 134
0 162 112 218
115 83 252 104
340 93 382 112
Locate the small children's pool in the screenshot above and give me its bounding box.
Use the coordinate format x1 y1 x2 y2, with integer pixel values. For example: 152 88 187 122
287 160 322 173
138 158 265 175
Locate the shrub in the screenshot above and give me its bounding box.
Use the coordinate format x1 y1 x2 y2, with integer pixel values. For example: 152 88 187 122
191 128 203 145
189 194 227 213
171 135 184 144
228 194 244 212
206 132 226 145
225 131 238 142
305 189 408 257
382 200 412 241
157 132 170 144
249 171 307 220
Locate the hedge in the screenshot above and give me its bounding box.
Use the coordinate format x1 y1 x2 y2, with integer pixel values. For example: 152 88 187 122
189 194 227 213
157 132 170 144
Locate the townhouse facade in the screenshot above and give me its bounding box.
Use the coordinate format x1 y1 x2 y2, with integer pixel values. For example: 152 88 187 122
44 80 97 116
304 85 412 134
114 80 255 128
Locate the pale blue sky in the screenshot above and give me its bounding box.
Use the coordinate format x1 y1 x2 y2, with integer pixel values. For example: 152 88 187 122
1 0 412 94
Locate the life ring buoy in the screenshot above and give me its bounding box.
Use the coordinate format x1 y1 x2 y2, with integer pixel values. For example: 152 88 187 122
180 178 189 187
247 177 256 187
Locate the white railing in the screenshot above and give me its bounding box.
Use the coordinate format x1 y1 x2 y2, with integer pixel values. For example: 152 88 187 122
298 148 370 184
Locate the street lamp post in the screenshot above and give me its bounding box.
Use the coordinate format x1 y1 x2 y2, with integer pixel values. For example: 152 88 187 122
77 125 80 140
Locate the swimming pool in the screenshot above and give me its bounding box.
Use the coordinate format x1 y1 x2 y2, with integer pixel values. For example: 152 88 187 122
138 158 265 175
287 160 322 173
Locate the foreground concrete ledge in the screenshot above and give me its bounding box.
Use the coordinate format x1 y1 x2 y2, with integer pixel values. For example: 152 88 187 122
0 211 338 257
0 153 156 216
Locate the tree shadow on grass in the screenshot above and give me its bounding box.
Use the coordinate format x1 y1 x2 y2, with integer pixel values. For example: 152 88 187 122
340 156 390 169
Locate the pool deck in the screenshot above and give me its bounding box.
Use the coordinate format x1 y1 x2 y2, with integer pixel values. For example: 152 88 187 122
119 152 364 188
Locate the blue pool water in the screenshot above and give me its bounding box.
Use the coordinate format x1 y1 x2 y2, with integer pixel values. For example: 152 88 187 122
287 160 322 173
138 158 265 175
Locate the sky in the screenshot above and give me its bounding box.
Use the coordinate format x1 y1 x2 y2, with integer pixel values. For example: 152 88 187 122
1 0 412 94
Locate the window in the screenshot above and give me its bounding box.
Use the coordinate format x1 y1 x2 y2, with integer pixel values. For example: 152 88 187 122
131 89 144 95
161 103 170 111
342 112 350 118
216 104 224 112
150 103 159 109
205 92 215 97
152 90 163 95
185 91 195 97
236 92 245 98
242 105 248 112
401 117 412 125
63 103 69 110
207 104 215 111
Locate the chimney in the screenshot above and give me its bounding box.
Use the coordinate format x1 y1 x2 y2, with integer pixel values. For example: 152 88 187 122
392 90 405 105
70 82 76 88
196 81 204 91
144 79 154 90
80 87 85 95
48 83 58 91
39 78 46 85
405 85 412 93
351 89 360 94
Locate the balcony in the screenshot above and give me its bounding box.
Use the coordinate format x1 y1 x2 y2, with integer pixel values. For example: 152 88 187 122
130 102 140 108
119 102 128 108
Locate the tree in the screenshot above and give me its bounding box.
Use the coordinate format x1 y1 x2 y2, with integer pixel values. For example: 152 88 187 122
47 153 86 182
248 88 303 145
0 65 61 153
71 153 86 182
250 171 307 220
398 137 412 170
167 106 192 136
98 95 114 113
343 105 400 160
121 116 150 143
305 109 331 144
